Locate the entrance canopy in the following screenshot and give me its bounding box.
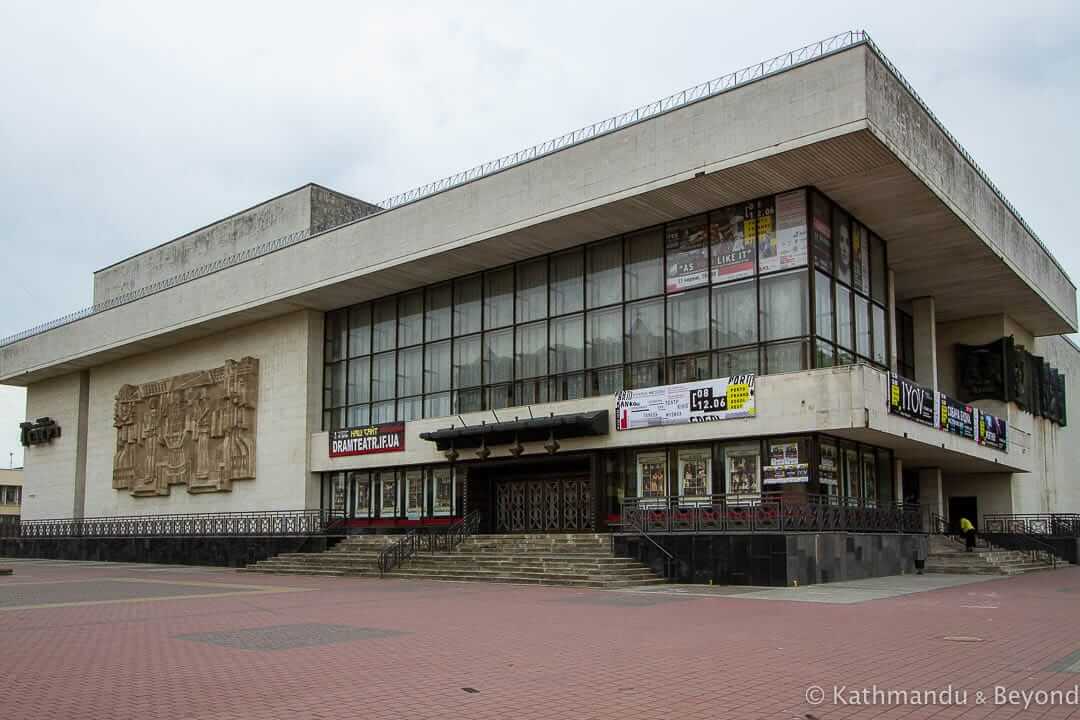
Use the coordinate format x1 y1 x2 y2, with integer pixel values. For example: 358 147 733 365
419 410 609 451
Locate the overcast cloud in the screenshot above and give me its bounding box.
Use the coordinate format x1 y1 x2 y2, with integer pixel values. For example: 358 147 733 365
1 0 1078 469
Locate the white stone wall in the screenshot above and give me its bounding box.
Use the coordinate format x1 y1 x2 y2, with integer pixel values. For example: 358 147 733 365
21 372 83 520
75 310 321 517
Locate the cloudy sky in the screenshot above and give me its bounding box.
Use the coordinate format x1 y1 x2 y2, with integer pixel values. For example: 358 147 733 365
1 1 1078 470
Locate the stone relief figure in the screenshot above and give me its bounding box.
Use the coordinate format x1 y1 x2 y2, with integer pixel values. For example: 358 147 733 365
111 357 259 497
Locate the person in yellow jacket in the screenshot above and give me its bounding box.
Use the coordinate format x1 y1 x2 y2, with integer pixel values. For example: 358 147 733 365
959 516 976 552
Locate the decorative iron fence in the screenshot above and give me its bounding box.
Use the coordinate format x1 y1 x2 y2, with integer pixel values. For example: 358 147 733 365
7 509 346 539
983 513 1080 537
619 494 924 534
378 511 481 576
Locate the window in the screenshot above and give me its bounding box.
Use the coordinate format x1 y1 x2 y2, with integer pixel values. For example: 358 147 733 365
872 304 887 366
861 449 878 505
712 279 756 349
454 276 482 336
852 223 870 296
347 357 370 405
626 361 662 389
625 229 664 300
373 297 397 352
811 192 832 274
425 283 452 341
589 367 623 396
330 473 347 513
667 288 709 356
665 217 708 292
405 469 425 519
551 373 585 401
625 298 664 362
425 393 450 419
351 472 371 517
326 362 346 408
833 208 851 285
516 321 547 379
348 304 371 357
516 258 547 323
636 450 668 498
483 328 513 384
761 270 808 341
763 340 808 374
398 396 422 422
586 306 622 368
398 291 424 347
347 404 369 428
431 467 454 516
669 354 709 384
486 383 513 410
397 347 423 397
454 388 482 413
326 309 348 362
870 234 887 304
814 271 833 341
484 267 514 330
453 335 482 389
815 339 836 369
855 295 871 358
425 340 451 393
372 352 395 401
818 440 839 497
587 238 622 308
835 285 853 351
550 248 584 315
378 471 398 517
551 314 584 374
714 347 758 377
515 379 548 406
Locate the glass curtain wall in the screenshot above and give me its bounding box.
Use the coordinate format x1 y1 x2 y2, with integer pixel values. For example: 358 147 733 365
323 188 889 429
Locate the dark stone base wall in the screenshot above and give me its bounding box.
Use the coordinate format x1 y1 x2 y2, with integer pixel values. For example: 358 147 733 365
0 535 341 568
614 532 928 587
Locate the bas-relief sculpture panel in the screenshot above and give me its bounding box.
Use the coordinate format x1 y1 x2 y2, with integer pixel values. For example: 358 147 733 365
112 357 259 496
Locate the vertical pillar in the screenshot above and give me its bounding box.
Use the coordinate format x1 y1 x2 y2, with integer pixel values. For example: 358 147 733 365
72 370 90 519
911 297 937 393
918 467 944 526
893 457 904 505
887 269 898 372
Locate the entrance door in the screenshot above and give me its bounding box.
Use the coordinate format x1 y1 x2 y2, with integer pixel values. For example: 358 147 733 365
948 496 978 534
495 475 594 533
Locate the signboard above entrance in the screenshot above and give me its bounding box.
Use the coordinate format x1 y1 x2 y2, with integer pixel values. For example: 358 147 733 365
615 375 756 431
329 422 405 458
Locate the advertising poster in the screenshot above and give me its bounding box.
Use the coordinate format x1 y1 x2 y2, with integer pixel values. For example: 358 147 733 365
888 373 935 427
710 204 755 282
432 468 453 515
637 451 668 498
763 440 808 484
665 220 709 292
978 412 1008 451
755 198 778 273
811 194 833 274
405 472 424 519
836 214 852 283
818 442 839 486
616 374 756 430
852 223 868 293
380 475 398 516
726 446 760 495
761 189 807 273
329 422 406 458
938 394 976 440
354 476 370 517
678 448 711 497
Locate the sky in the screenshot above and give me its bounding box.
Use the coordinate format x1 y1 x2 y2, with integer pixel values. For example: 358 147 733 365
1 0 1079 469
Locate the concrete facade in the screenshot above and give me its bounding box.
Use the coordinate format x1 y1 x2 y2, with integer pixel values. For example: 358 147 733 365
2 35 1078 527
0 468 22 517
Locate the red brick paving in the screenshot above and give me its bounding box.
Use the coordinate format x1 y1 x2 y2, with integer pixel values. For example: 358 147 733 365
1 562 1079 719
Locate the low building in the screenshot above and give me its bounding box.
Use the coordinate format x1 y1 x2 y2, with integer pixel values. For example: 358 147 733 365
0 468 23 520
2 31 1077 559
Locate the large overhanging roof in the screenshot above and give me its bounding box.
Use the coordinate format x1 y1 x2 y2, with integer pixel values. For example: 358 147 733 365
419 411 609 451
2 32 1074 386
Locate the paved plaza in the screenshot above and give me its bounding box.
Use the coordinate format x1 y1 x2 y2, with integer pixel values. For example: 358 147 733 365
1 560 1079 719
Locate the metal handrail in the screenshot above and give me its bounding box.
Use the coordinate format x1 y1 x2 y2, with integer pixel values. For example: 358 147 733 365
987 530 1059 569
428 510 481 554
11 508 345 538
377 510 482 577
617 507 677 580
984 513 1080 537
377 529 420 577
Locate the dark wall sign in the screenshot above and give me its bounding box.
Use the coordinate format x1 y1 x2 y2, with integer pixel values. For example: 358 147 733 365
329 422 405 458
938 395 976 440
957 336 1066 427
889 374 934 426
978 412 1008 451
19 417 61 447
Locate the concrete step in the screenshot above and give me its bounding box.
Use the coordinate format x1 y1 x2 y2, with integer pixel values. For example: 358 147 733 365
387 567 660 582
381 571 666 588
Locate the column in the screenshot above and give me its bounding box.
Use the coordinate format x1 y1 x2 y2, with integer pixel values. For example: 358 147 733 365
893 457 904 505
911 296 937 393
918 467 944 528
887 268 898 372
72 370 90 520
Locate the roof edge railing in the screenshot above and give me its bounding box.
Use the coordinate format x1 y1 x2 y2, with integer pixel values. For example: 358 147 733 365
4 29 1059 350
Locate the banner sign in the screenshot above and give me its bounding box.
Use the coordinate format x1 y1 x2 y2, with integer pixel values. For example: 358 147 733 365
938 394 976 440
977 412 1008 451
889 374 935 427
329 422 405 458
665 220 709 292
615 375 756 430
710 204 755 282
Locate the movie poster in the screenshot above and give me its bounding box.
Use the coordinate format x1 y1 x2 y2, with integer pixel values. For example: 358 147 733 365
711 204 755 282
811 193 833 274
665 219 709 292
852 223 869 294
678 448 711 498
637 451 668 498
353 473 371 517
405 470 424 519
755 197 778 273
331 475 347 512
380 473 398 517
978 411 1008 451
726 445 760 496
818 442 839 486
835 212 852 284
761 190 807 273
432 467 453 515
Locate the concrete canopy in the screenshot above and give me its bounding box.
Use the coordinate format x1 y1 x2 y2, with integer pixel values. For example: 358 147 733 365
1 40 1074 386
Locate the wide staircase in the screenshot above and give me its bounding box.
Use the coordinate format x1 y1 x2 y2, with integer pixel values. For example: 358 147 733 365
241 535 395 576
382 533 665 588
925 534 1053 575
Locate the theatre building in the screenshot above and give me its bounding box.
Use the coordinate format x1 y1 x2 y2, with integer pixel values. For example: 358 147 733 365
3 32 1078 582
